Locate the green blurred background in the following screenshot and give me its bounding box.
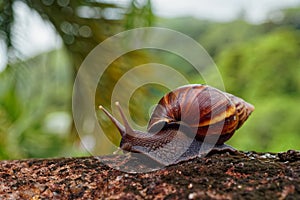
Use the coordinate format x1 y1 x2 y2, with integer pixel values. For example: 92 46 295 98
0 0 299 160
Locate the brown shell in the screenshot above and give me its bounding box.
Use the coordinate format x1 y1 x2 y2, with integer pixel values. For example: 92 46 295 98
148 84 254 145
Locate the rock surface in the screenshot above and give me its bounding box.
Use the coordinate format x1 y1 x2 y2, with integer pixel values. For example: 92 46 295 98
0 150 299 199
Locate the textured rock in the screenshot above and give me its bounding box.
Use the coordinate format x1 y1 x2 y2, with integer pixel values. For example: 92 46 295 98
0 150 299 199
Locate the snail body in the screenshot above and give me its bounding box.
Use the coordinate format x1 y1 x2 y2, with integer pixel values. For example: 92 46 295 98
99 84 254 166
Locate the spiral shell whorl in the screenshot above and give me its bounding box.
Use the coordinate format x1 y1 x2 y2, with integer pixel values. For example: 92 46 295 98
148 84 254 144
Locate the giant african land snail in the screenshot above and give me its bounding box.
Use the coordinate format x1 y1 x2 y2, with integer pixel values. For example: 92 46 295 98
99 84 254 165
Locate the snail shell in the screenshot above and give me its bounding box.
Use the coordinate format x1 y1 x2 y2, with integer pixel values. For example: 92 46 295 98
99 84 254 165
148 84 254 144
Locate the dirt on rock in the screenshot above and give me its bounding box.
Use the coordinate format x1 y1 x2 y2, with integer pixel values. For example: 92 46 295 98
0 150 299 199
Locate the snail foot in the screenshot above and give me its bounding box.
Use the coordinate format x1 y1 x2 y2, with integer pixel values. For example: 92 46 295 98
211 144 236 152
174 142 238 165
207 143 238 156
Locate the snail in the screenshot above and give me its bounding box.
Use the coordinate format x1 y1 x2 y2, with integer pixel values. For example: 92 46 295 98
99 84 254 166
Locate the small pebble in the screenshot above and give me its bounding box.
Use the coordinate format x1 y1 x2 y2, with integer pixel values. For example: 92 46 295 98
116 176 123 181
188 192 197 199
260 153 276 159
236 162 244 167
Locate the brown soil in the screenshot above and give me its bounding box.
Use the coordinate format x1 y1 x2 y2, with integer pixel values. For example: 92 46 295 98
0 150 299 199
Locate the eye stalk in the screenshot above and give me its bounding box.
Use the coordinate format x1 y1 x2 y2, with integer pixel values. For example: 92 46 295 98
99 102 136 138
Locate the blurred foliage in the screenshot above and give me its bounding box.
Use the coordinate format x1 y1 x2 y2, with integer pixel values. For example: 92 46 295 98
0 0 153 159
1 0 153 69
0 1 299 159
155 7 300 152
217 29 300 98
0 50 73 158
216 29 300 152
